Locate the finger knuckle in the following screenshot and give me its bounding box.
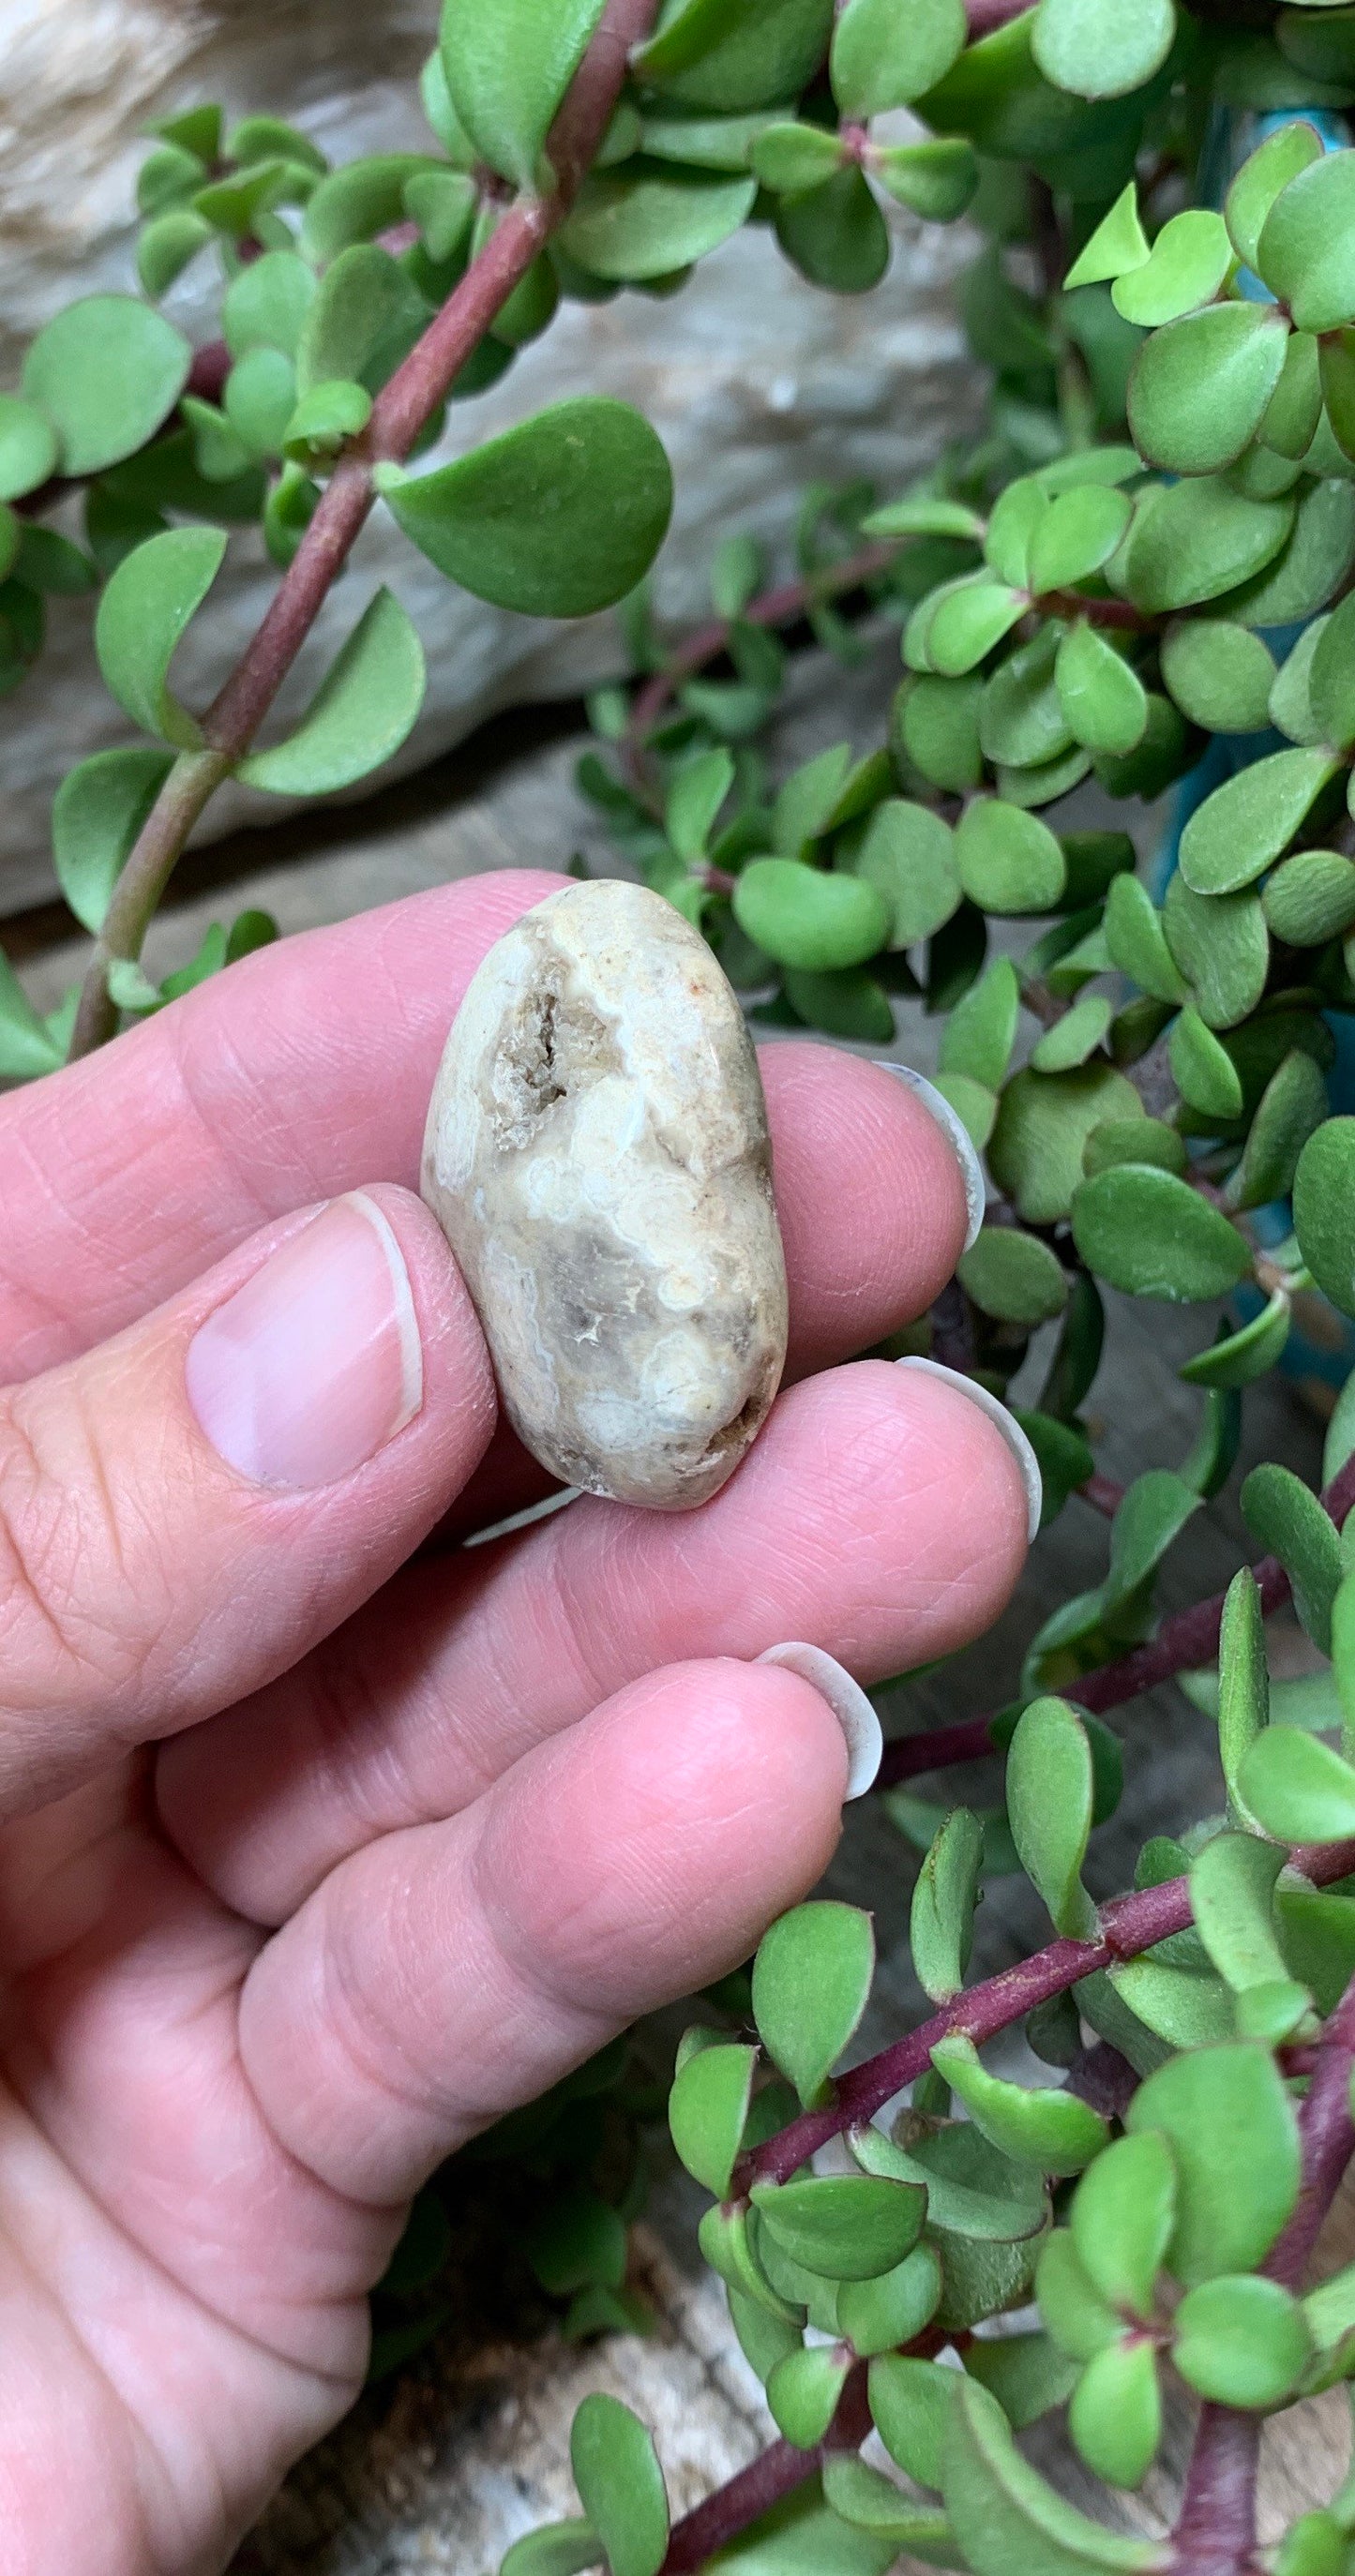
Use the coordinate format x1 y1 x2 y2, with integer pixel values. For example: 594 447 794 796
0 1383 174 1707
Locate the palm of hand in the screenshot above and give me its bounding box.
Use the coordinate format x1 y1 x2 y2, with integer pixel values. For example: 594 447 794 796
0 874 1026 2575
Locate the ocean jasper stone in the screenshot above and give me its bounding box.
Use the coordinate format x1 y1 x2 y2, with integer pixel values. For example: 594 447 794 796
421 879 789 1509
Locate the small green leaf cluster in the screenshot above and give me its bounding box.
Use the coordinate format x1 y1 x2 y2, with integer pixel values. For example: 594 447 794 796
527 1565 1355 2573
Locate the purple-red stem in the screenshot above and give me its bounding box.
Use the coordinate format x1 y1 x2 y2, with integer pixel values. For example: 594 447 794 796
1170 1969 1355 2571
660 2362 869 2570
673 1922 1355 2571
739 1836 1355 2192
662 2439 813 2573
1170 2409 1262 2576
619 536 902 795
67 0 660 1058
877 1448 1355 1793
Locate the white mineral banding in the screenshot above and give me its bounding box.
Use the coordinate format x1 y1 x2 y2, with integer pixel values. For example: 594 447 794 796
421 879 790 1510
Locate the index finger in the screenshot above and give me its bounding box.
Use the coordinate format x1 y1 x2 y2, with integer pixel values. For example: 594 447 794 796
0 870 972 1383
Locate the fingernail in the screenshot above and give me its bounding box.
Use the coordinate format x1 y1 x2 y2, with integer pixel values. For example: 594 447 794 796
757 1641 883 1800
896 1355 1043 1545
874 1063 986 1251
187 1191 423 1489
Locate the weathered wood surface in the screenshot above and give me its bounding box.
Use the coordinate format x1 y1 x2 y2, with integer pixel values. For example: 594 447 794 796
12 652 1344 2570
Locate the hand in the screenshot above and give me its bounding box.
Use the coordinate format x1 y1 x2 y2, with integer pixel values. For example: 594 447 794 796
0 870 1029 2575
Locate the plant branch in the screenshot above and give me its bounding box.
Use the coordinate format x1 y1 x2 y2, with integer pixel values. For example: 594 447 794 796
877 1446 1355 1791
661 2437 815 2573
619 537 903 795
737 1835 1355 2192
68 0 661 1059
1268 1967 1355 2296
660 2359 870 2569
1170 1969 1355 2572
1170 2408 1261 2576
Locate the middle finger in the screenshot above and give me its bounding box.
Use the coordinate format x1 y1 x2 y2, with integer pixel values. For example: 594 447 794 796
158 1358 1031 1925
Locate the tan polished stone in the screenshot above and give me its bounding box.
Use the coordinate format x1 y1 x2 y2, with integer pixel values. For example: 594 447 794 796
422 880 788 1509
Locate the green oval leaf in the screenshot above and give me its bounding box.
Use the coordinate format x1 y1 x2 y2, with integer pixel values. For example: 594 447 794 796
955 799 1067 914
1264 849 1355 946
1071 2133 1175 2318
766 2343 851 2449
990 1063 1145 1224
831 0 965 112
1055 623 1148 758
94 525 227 746
1128 306 1289 476
1111 209 1232 328
931 2033 1110 2175
1257 147 1355 333
238 590 425 796
941 2377 1167 2576
0 393 58 503
1125 2042 1301 2284
301 153 443 262
22 296 190 478
910 1806 984 2004
561 167 756 280
1068 2337 1163 2491
1104 873 1188 1004
1160 619 1276 735
1168 1005 1243 1123
1031 0 1177 101
1123 476 1295 616
1178 746 1339 896
1031 993 1114 1074
1227 120 1324 272
1071 1165 1250 1301
52 745 176 936
958 1227 1070 1325
569 2395 669 2576
1006 1696 1098 1938
1174 2274 1312 2409
1161 875 1269 1032
1295 1116 1355 1319
752 1902 875 2106
851 800 960 946
669 2042 758 2200
633 0 836 112
749 2173 926 2281
501 2522 602 2576
440 0 609 188
733 857 890 970
222 250 317 361
775 165 890 295
1241 1725 1355 1846
1242 1460 1343 1653
375 397 672 616
1229 1049 1330 1215
1180 1291 1291 1390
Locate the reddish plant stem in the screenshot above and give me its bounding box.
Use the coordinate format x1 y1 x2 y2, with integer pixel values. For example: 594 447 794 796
964 0 1035 28
737 1837 1355 2192
1037 586 1161 632
661 2438 813 2573
68 0 660 1059
619 537 903 793
1268 1968 1355 2296
877 1448 1355 1792
660 2363 869 2570
1171 1969 1355 2571
1170 2409 1262 2576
